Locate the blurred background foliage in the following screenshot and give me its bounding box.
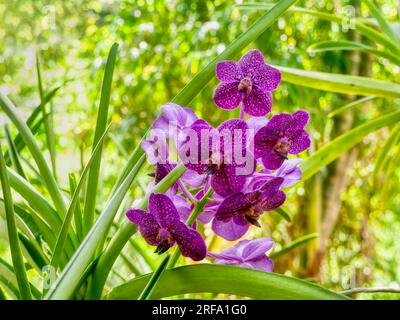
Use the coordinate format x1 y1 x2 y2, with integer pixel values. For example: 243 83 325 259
0 0 399 299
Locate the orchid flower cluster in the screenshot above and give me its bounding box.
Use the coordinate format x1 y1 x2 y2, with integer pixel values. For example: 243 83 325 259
126 50 311 272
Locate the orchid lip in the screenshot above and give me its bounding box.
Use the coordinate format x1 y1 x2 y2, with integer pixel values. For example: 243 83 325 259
244 215 261 227
275 150 288 160
238 77 253 93
154 240 172 254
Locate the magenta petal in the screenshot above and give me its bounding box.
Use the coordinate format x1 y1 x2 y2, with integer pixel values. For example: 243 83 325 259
148 193 180 228
216 61 240 82
131 212 160 246
258 189 286 212
213 82 242 110
292 110 310 129
252 64 281 92
181 169 206 188
288 130 311 154
242 88 272 117
246 117 269 133
238 49 265 76
275 158 302 187
168 220 206 261
211 165 246 197
126 209 147 225
212 216 249 241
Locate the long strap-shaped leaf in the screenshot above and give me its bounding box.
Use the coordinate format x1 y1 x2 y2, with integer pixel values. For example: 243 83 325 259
87 0 298 299
106 264 349 300
0 142 32 300
0 93 67 218
277 66 400 98
301 110 400 180
50 125 112 270
83 43 118 235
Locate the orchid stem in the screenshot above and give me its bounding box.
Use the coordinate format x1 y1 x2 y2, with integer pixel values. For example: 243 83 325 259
167 187 213 268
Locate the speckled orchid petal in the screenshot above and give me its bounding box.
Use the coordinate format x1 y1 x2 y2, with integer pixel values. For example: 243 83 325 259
126 209 160 246
216 61 241 82
238 49 265 76
211 214 250 241
211 165 247 197
252 64 281 92
148 193 180 228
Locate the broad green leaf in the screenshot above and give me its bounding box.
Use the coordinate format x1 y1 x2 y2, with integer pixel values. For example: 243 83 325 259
307 41 400 65
301 110 400 180
50 126 111 270
0 142 32 299
277 66 400 98
45 154 146 300
0 93 67 219
107 264 349 300
83 43 118 235
328 96 376 118
270 233 318 259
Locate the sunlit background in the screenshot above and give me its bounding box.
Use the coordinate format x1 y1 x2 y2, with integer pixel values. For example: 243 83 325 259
0 0 400 299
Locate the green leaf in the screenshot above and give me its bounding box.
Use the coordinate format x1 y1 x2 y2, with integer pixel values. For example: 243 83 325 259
372 124 400 185
50 125 111 270
36 53 57 178
83 43 118 235
44 153 146 300
4 124 26 179
307 41 400 65
364 0 400 44
270 233 318 259
107 264 349 300
328 96 376 118
0 93 67 219
277 65 400 98
68 174 83 242
0 141 32 299
301 110 400 180
173 0 297 105
274 206 291 222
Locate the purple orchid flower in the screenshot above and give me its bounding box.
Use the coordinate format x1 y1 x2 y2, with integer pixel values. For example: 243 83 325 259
213 50 281 117
208 238 274 272
126 193 206 261
248 158 302 190
179 118 255 198
152 103 198 137
254 110 311 170
212 177 286 241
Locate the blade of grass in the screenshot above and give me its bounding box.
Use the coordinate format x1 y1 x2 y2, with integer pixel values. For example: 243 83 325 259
0 93 67 218
328 96 376 118
36 54 57 178
50 125 111 270
83 43 118 235
138 255 170 300
68 173 83 242
270 233 318 259
0 141 32 299
4 124 26 179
